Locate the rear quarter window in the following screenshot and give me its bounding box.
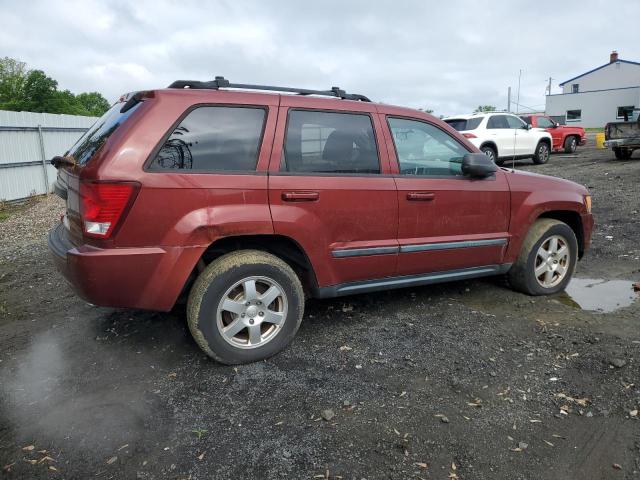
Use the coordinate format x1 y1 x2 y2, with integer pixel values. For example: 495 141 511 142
149 106 266 172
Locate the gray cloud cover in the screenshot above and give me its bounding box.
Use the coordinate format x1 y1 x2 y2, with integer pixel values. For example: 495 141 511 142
1 0 637 116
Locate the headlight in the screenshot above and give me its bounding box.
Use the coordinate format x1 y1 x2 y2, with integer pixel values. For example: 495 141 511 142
584 195 592 213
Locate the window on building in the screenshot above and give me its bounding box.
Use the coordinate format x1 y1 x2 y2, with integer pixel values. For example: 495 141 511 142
566 110 582 121
571 84 579 93
150 106 266 171
283 110 380 174
617 106 635 120
387 117 469 177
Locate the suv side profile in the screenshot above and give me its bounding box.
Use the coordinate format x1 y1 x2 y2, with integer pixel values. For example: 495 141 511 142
444 113 553 165
49 78 593 364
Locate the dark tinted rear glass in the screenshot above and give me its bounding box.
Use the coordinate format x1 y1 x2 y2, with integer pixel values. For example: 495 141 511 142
66 102 141 165
150 106 266 172
444 117 482 131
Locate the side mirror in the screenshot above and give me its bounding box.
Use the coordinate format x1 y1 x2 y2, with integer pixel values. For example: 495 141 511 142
462 153 498 178
553 122 560 128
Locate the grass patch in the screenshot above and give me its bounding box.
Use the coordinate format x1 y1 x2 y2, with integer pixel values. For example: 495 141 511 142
0 211 10 222
584 128 604 133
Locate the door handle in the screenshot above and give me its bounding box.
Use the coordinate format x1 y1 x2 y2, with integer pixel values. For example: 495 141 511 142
407 192 435 201
282 191 319 202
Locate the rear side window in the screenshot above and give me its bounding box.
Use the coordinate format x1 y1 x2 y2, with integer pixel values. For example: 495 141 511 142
67 102 141 166
487 115 509 129
150 106 265 171
444 117 482 131
283 110 380 174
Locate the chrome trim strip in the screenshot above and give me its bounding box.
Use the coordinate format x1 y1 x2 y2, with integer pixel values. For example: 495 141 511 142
399 238 507 253
332 246 399 258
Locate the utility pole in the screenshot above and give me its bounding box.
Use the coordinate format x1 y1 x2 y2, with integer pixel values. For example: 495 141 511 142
507 86 511 113
547 77 553 95
516 69 522 114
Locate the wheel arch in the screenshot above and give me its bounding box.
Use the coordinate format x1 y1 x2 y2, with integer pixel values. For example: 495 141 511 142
479 141 498 156
537 210 584 258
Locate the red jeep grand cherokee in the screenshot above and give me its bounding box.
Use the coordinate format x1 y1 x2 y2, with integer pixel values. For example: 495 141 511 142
48 77 594 364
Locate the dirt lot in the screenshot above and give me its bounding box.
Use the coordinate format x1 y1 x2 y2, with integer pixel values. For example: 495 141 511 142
1 140 639 479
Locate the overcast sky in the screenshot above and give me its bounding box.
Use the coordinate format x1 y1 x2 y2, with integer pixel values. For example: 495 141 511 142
2 0 638 116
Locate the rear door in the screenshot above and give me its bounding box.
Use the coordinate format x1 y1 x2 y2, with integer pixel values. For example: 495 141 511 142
268 97 398 288
380 113 510 277
486 114 515 158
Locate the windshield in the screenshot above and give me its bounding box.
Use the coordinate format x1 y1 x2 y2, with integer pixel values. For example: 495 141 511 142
66 101 141 166
444 117 482 131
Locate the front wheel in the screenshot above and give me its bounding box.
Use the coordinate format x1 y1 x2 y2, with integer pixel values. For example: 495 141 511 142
507 219 578 295
481 145 502 165
532 142 550 164
187 250 304 364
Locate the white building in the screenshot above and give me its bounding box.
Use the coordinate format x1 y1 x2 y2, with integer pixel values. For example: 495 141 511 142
545 51 640 128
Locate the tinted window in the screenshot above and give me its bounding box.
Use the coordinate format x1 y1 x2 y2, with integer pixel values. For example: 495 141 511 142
283 110 379 174
506 115 526 129
67 102 141 166
487 115 509 129
536 116 555 128
617 105 635 119
444 117 482 131
520 116 532 125
388 117 469 177
566 110 581 121
150 106 265 171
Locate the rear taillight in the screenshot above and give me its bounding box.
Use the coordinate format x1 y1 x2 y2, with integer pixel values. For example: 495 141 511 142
462 132 477 139
80 181 139 238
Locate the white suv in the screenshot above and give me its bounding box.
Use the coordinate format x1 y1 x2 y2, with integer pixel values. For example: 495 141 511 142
444 113 553 165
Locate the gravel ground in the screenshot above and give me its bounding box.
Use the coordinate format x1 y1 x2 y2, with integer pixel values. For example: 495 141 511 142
0 141 639 479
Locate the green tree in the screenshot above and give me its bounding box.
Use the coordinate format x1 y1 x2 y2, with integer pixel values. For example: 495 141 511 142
0 57 110 116
0 57 28 110
473 105 497 113
76 92 110 116
419 108 434 114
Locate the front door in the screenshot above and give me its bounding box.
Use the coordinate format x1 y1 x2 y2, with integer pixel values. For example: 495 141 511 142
381 114 511 277
268 98 398 288
508 114 538 155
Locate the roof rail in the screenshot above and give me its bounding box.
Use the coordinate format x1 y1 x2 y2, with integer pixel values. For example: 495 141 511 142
167 76 371 102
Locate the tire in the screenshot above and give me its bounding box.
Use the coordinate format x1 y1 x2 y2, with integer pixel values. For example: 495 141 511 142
613 147 632 160
563 136 578 154
532 141 550 164
187 250 305 364
507 219 578 296
481 145 501 165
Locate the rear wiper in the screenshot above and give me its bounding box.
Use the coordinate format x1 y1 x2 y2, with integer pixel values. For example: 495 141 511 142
51 156 76 169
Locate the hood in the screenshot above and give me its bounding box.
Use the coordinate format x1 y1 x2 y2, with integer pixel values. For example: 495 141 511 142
501 167 589 196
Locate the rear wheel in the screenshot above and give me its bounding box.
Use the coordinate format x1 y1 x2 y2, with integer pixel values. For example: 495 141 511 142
508 219 578 295
532 141 550 164
187 250 304 364
563 136 578 154
613 147 632 160
481 145 501 165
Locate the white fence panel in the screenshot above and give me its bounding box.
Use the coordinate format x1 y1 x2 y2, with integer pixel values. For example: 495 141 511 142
0 110 98 202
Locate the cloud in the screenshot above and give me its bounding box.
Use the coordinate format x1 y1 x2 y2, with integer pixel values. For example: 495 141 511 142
1 0 637 116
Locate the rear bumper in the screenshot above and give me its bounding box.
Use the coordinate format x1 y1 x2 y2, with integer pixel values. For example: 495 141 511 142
48 222 203 311
604 138 639 148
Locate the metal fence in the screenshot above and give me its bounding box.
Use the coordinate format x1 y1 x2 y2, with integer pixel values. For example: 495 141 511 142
0 110 97 202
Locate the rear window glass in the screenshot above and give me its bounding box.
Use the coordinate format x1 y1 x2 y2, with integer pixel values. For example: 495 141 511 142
283 110 380 174
150 106 265 172
444 117 482 131
66 102 141 166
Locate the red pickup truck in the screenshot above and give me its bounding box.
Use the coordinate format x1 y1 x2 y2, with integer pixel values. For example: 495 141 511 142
520 114 586 154
48 78 593 364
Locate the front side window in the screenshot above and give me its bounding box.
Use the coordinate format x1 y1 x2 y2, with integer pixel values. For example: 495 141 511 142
536 116 555 128
506 115 527 129
566 110 582 121
487 115 509 129
150 106 265 171
283 110 380 174
388 117 469 177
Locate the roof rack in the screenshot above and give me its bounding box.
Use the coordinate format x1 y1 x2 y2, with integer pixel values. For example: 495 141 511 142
167 76 371 102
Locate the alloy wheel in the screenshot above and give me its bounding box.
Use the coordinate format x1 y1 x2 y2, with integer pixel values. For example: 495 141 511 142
534 235 570 288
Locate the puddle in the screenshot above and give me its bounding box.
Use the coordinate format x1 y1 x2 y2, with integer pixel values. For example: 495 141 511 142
556 278 638 313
